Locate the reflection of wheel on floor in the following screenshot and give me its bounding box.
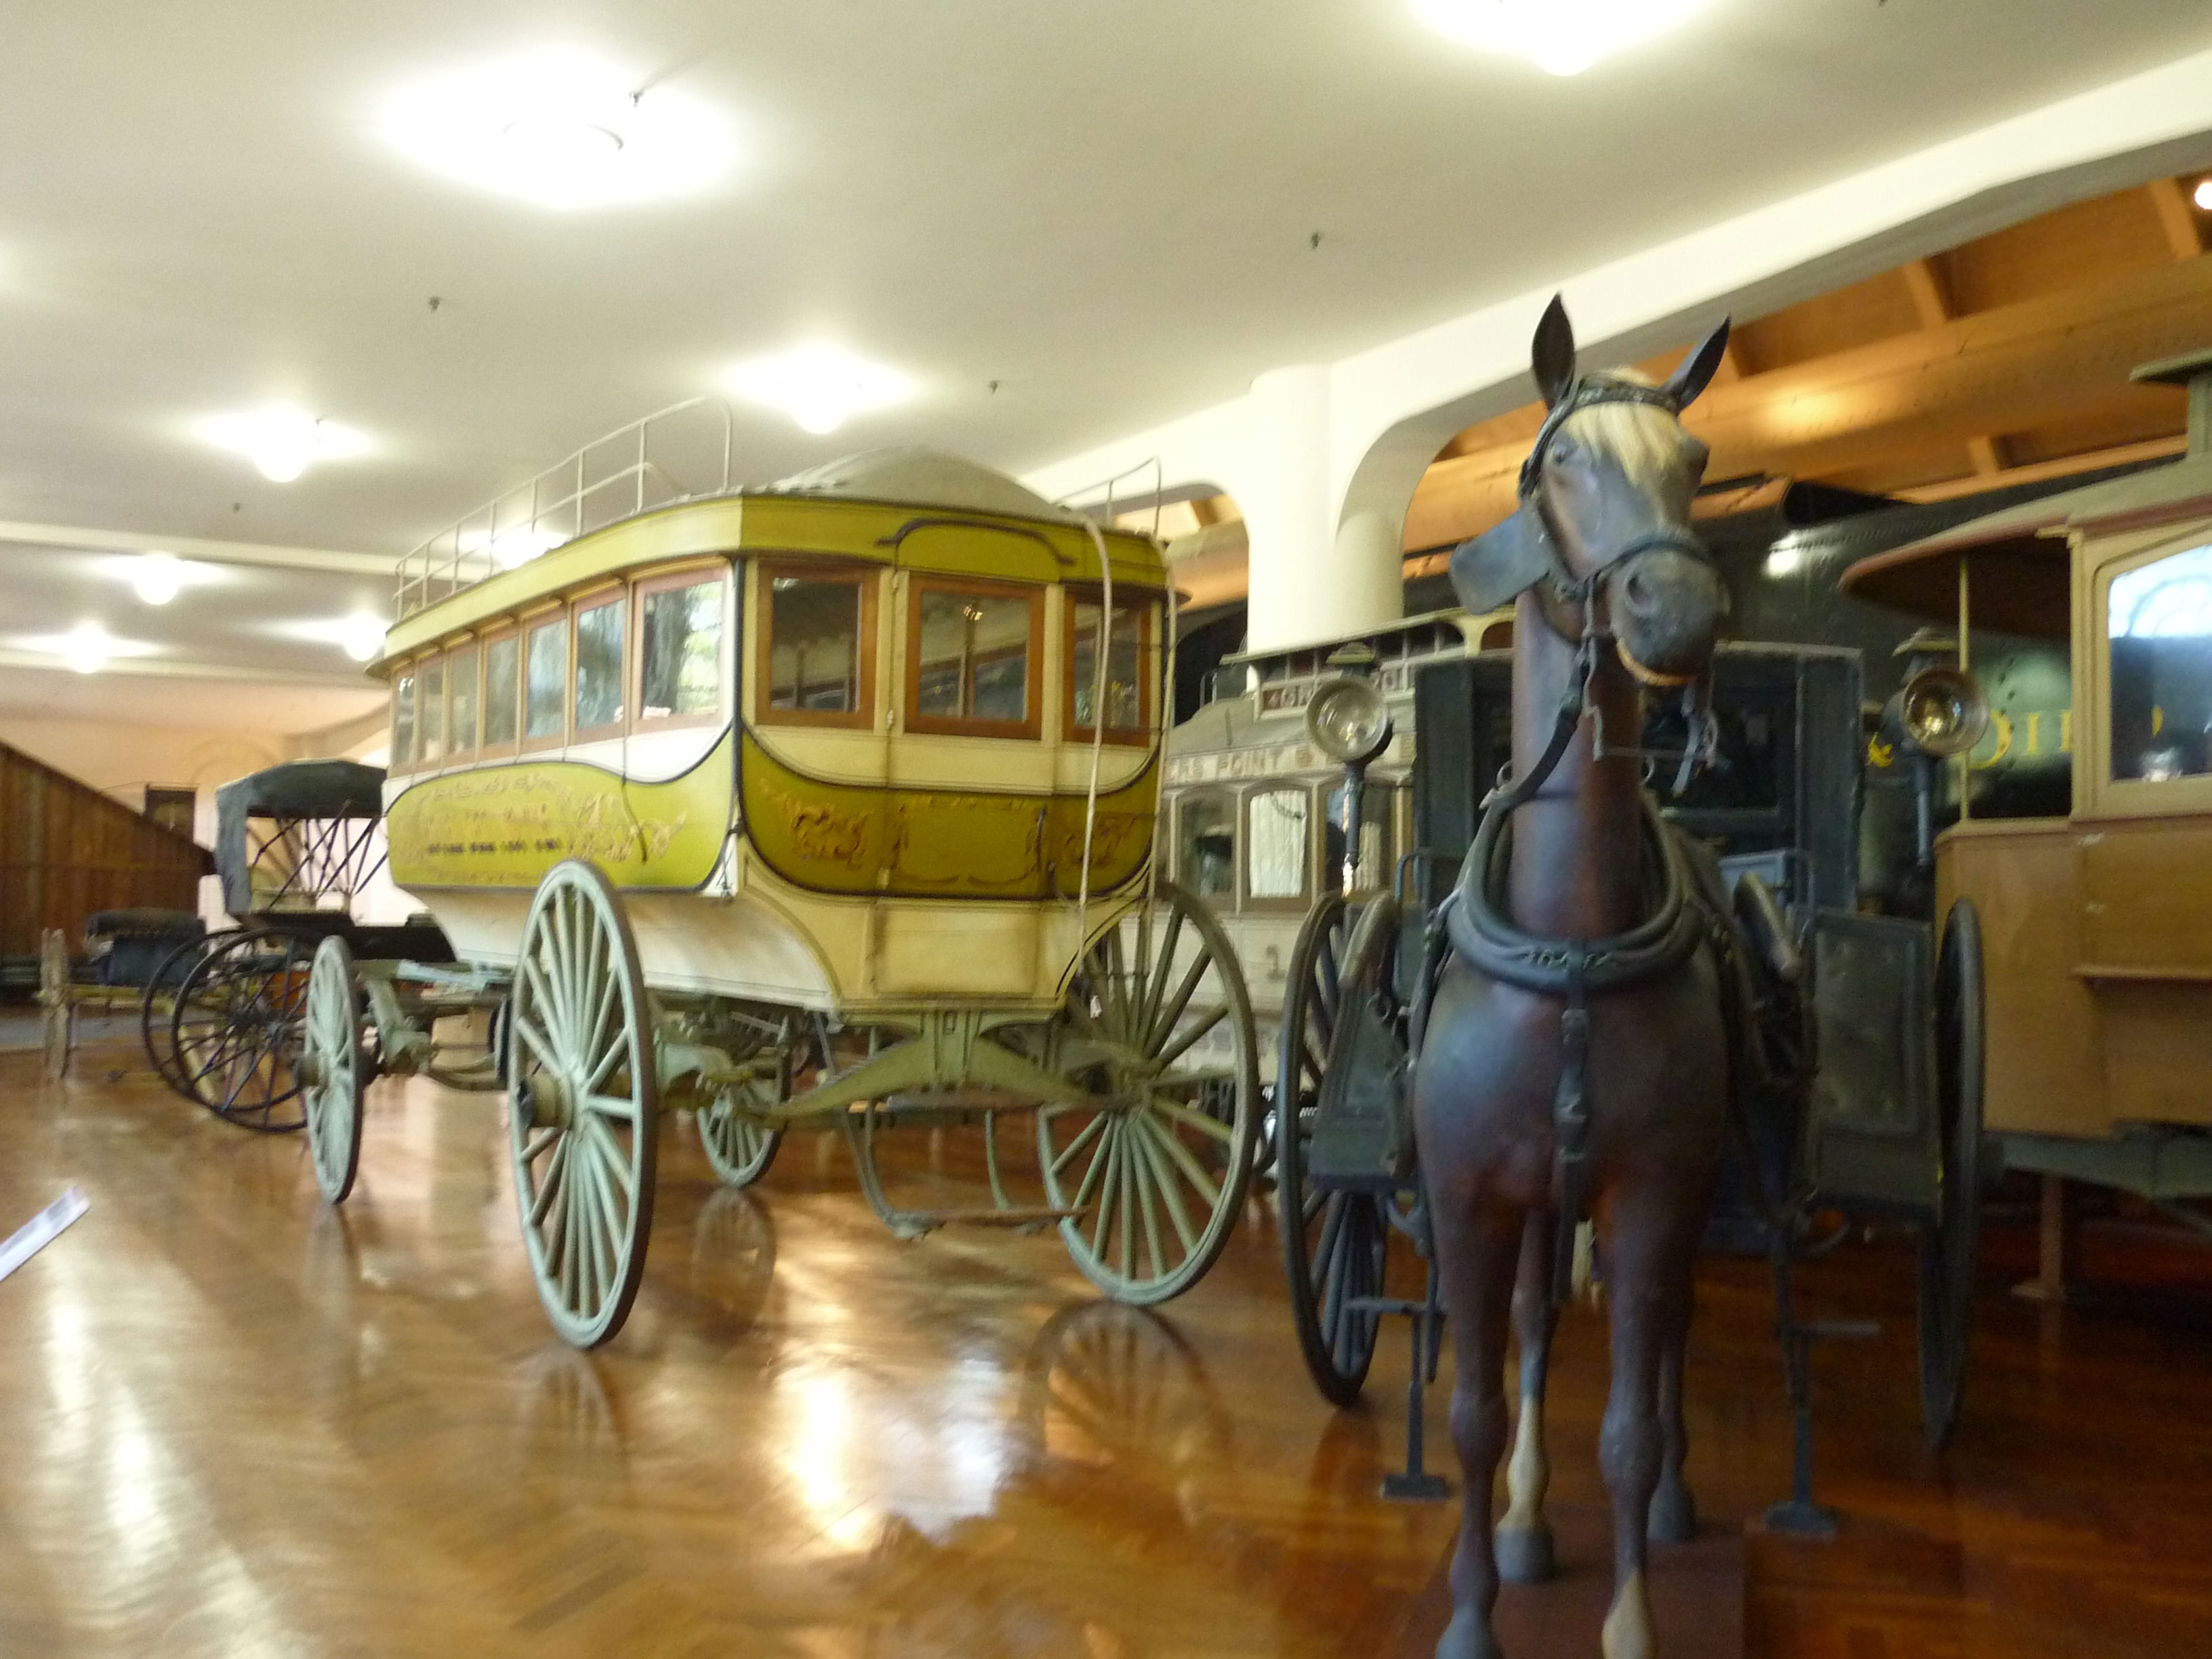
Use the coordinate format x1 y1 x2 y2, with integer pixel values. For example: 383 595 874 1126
1020 1301 1232 1474
1037 882 1259 1306
507 860 658 1349
1919 896 1984 1450
687 1187 779 1336
1277 894 1404 1406
169 928 310 1132
302 935 369 1203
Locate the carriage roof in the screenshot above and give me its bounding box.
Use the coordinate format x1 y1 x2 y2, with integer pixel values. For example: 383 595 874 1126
213 760 387 916
377 443 1164 670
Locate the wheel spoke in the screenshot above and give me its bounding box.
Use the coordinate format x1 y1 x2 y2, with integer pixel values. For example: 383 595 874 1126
1088 1124 1125 1255
1142 1107 1225 1210
1048 1111 1109 1178
1132 1115 1200 1255
1147 954 1210 1055
1152 1002 1227 1070
1136 907 1186 1042
1147 1095 1235 1143
1118 1127 1138 1280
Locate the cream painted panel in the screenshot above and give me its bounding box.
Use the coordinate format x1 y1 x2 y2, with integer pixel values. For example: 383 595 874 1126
874 903 1042 998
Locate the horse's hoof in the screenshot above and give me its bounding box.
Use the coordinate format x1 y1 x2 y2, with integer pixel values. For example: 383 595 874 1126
1435 1608 1504 1659
1648 1477 1697 1545
1494 1522 1555 1584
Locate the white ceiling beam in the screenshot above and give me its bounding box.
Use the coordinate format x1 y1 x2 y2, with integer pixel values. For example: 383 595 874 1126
0 649 374 689
0 518 394 578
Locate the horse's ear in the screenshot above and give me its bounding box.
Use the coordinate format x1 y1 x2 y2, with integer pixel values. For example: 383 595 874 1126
1449 504 1554 614
1664 316 1732 409
1532 293 1576 410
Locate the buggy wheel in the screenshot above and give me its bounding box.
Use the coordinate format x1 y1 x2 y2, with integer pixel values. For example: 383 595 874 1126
140 935 209 1097
170 929 310 1132
700 1017 805 1188
1277 894 1400 1406
507 860 659 1349
1919 897 1984 1448
302 935 368 1203
1038 880 1259 1305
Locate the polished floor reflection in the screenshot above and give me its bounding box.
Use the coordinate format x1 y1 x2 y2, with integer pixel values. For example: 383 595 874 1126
1 1042 2207 1657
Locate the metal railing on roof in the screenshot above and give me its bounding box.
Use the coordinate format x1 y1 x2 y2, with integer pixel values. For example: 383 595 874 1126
394 398 737 619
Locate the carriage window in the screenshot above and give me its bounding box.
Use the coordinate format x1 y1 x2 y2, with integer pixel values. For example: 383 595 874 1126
448 642 480 755
392 670 417 770
1176 794 1235 901
418 653 447 765
525 614 567 741
2110 543 2212 783
483 632 519 748
1069 596 1153 740
1246 787 1310 902
909 580 1038 736
1324 779 1395 895
640 573 723 722
573 594 626 734
763 567 873 727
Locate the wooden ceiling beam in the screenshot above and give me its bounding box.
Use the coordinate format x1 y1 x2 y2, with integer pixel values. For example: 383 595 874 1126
2145 178 2205 262
1900 259 1955 329
1894 434 2187 504
1966 434 2009 475
1402 251 2211 550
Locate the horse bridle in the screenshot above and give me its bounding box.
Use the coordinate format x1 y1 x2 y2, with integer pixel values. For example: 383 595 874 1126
1483 374 1721 811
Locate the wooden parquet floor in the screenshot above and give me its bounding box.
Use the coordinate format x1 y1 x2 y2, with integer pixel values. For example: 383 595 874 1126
1 1042 2208 1658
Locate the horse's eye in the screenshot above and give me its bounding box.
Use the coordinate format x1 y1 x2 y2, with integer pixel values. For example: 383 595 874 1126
1549 436 1582 468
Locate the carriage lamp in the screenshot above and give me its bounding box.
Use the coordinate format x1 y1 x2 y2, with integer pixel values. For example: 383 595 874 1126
1887 665 1990 760
1307 673 1393 767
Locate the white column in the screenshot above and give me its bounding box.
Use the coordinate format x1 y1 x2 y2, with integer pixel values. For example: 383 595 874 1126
1242 365 1404 653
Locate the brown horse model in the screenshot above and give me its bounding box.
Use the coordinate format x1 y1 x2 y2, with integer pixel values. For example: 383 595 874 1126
1416 296 1734 1659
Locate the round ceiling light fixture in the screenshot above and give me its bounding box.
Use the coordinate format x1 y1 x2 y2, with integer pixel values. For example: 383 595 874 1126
339 614 390 663
1412 0 1706 76
16 622 152 676
380 46 734 210
726 342 915 436
2194 177 2212 212
195 405 368 483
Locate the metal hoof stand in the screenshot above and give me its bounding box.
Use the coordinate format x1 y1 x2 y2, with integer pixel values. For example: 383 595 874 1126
295 434 1258 1348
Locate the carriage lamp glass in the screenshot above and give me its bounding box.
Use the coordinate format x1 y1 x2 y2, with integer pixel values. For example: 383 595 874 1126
378 47 734 210
1306 676 1395 766
726 344 914 436
195 406 367 483
1891 666 1989 759
1412 0 1706 76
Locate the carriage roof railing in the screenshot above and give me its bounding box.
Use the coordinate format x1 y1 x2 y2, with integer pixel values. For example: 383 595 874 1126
394 398 737 621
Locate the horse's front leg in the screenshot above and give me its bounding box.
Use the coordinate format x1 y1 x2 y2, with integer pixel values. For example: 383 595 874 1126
1496 1206 1557 1583
1647 1319 1697 1545
1431 1201 1523 1659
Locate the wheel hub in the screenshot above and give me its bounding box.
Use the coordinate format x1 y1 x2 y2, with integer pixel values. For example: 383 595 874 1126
518 1068 577 1130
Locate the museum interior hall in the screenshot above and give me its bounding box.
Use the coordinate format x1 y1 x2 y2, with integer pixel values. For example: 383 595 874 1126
5 6 2212 1657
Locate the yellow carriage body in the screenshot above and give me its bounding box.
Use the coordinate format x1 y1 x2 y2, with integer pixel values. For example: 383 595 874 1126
372 453 1168 1019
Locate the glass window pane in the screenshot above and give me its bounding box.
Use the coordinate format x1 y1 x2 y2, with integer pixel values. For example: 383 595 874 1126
574 598 626 731
1324 780 1395 895
642 577 722 719
448 644 479 752
916 588 1031 723
1177 795 1235 899
483 635 519 746
1073 600 1148 731
392 672 416 768
526 618 567 740
769 575 863 713
418 655 447 764
1246 788 1309 900
2111 544 2212 782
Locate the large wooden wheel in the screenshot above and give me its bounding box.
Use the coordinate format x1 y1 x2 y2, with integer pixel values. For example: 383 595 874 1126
1038 881 1259 1305
1277 893 1403 1406
506 860 659 1349
169 928 310 1132
700 1016 808 1188
140 934 213 1097
302 935 369 1203
1919 896 1984 1448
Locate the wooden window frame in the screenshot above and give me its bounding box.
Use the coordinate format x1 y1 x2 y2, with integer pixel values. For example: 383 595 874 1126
1173 787 1240 911
445 638 482 760
390 664 419 773
754 559 878 731
477 625 523 759
634 563 731 734
520 604 571 754
2083 523 2212 819
905 575 1045 740
1064 586 1158 746
416 651 450 769
1240 783 1314 912
570 585 628 743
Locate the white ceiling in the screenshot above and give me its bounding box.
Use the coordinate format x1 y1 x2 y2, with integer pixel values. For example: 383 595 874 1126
3 1 2211 734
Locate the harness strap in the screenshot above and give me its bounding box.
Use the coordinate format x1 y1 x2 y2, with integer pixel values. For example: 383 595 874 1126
1549 954 1593 1307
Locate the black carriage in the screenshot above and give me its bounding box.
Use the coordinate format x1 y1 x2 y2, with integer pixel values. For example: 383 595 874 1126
1276 637 1988 1450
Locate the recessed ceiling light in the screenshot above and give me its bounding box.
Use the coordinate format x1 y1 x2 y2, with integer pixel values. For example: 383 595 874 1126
1412 0 1704 76
726 343 915 435
277 614 390 661
2194 177 2212 212
18 623 153 675
380 46 734 210
196 405 368 483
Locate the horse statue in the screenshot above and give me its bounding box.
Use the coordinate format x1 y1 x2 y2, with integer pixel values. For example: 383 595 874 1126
1415 295 1735 1659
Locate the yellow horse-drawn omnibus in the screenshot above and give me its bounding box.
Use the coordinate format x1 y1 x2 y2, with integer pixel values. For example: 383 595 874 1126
299 409 1258 1346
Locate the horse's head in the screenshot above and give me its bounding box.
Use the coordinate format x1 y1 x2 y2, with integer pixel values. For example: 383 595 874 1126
1451 295 1730 687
